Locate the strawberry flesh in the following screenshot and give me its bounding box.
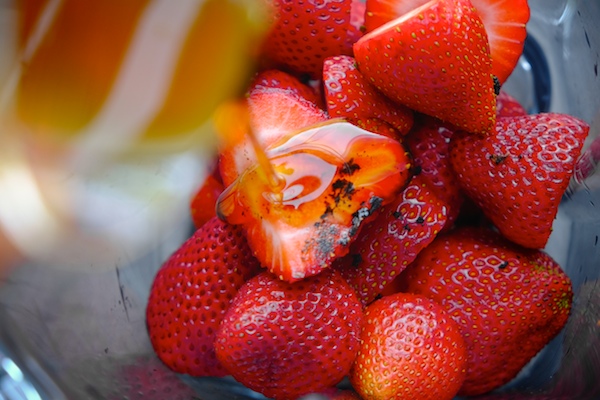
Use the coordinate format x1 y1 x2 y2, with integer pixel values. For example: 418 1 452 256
217 120 412 282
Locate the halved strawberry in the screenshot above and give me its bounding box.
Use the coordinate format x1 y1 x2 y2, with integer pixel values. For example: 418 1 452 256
354 0 497 135
469 0 530 84
449 113 589 249
364 0 530 84
217 120 412 282
334 174 447 305
404 115 465 229
323 55 414 136
218 70 328 187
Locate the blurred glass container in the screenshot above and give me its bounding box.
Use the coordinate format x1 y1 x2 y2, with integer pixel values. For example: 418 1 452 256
1 0 600 399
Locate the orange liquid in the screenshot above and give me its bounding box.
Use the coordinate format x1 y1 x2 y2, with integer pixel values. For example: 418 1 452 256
13 0 266 149
217 121 412 228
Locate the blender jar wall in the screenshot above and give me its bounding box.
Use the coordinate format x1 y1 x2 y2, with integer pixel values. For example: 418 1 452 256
1 0 600 399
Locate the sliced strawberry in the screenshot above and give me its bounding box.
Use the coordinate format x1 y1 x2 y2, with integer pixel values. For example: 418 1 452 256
261 0 364 79
217 120 412 282
364 0 430 32
218 70 328 187
354 0 497 135
496 90 528 118
449 113 589 249
334 174 447 305
404 115 465 229
364 0 530 84
351 117 401 139
323 55 414 136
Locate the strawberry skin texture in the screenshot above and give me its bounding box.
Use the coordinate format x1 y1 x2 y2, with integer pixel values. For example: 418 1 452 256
354 0 497 135
323 55 414 136
146 216 262 377
402 227 573 396
405 115 465 230
350 292 467 400
449 113 589 249
335 174 447 306
214 270 363 400
496 90 527 118
261 0 363 79
470 0 530 84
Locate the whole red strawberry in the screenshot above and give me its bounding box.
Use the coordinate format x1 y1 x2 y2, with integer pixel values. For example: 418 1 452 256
354 0 497 135
335 174 447 305
214 269 363 400
146 216 261 377
449 112 589 249
404 115 464 230
496 90 527 118
402 227 573 396
350 292 467 400
261 0 364 78
323 55 414 136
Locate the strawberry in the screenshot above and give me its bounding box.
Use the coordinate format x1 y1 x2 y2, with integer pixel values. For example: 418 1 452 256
363 0 530 84
401 227 573 396
251 68 324 107
145 216 262 377
218 120 412 282
261 0 364 79
404 115 464 229
354 0 497 135
469 0 530 84
449 113 589 249
190 171 224 228
352 117 401 139
214 269 363 400
323 55 414 136
496 90 527 118
334 174 447 306
350 292 468 400
218 70 328 187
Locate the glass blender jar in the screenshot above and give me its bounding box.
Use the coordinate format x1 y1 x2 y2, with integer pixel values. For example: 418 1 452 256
1 0 600 399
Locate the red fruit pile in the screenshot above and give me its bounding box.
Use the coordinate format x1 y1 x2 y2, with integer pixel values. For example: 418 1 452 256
146 0 590 399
